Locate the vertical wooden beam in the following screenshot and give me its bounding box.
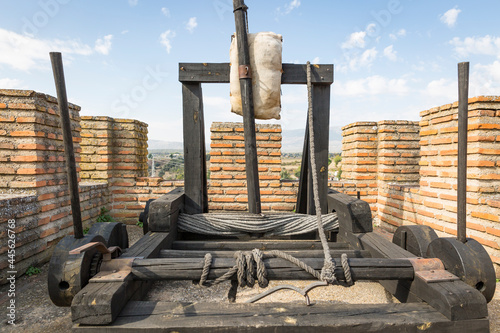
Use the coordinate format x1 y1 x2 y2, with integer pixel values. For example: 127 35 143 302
233 0 261 214
182 83 208 214
457 62 469 243
49 52 83 239
296 123 309 214
312 84 331 214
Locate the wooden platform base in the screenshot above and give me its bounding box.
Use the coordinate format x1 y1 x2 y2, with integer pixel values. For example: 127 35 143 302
73 301 489 332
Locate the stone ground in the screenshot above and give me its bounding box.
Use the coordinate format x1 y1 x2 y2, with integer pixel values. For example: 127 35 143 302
0 225 499 332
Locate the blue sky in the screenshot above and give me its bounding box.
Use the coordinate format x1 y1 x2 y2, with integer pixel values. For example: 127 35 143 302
1 1 499 151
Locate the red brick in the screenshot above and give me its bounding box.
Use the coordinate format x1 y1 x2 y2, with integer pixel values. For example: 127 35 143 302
40 227 59 238
471 211 499 222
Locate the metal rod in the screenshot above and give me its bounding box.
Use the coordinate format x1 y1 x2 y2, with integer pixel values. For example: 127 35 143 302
50 52 83 239
457 62 469 244
233 0 261 214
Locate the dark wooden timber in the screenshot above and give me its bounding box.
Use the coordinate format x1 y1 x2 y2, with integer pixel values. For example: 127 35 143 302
182 83 208 214
73 301 489 332
71 232 174 325
295 122 309 214
310 84 330 214
131 257 414 281
340 230 489 321
233 0 260 214
172 240 350 251
457 62 469 243
327 190 373 233
148 188 184 232
159 249 371 258
49 52 83 239
178 63 334 84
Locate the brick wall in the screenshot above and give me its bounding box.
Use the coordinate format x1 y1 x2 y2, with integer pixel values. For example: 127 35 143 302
341 96 500 276
0 90 109 283
209 122 297 212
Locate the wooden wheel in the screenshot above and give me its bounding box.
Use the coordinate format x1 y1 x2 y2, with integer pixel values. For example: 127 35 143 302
48 234 106 307
392 225 438 257
426 237 496 302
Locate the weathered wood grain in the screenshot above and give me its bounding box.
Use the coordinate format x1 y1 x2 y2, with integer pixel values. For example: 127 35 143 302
73 301 489 332
159 249 371 258
172 240 350 251
178 63 334 84
71 232 174 325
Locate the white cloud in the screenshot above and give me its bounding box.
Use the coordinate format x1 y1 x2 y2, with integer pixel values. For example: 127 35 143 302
128 0 138 7
0 78 24 89
340 47 378 72
389 29 406 41
335 75 409 96
0 28 93 71
424 78 456 99
450 35 500 58
94 35 113 55
160 30 175 54
383 45 397 61
285 0 301 14
342 30 367 49
121 30 129 35
440 7 461 28
471 61 500 95
186 17 198 33
161 7 170 17
276 0 301 17
312 56 320 64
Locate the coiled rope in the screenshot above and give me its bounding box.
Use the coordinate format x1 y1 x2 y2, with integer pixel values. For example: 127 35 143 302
178 212 339 237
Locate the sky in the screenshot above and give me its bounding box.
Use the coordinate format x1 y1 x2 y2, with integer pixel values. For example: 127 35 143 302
1 0 499 152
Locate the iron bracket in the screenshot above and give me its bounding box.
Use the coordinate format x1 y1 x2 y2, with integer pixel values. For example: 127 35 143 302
69 241 122 261
407 257 460 283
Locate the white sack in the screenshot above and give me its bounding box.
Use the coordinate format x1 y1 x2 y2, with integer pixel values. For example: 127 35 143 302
230 32 282 120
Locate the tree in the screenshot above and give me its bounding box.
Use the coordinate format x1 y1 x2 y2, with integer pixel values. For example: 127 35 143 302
294 166 301 179
333 154 342 168
148 153 153 159
281 169 292 180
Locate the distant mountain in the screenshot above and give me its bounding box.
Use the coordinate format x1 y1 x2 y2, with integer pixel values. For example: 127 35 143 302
281 126 343 153
148 140 183 150
147 126 343 153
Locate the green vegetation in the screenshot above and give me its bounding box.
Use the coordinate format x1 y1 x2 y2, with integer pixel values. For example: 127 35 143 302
337 169 342 180
280 169 292 180
97 207 114 222
136 220 143 228
333 154 342 167
83 227 90 234
158 157 184 180
294 166 301 179
26 266 41 276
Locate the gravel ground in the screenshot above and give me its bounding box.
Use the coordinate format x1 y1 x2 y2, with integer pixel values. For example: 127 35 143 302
1 225 499 332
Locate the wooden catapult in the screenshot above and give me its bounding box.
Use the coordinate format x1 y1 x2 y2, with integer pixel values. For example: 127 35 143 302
47 1 495 331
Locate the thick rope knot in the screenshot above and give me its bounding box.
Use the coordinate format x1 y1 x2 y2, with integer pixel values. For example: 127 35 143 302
252 249 268 288
320 259 337 284
199 253 212 287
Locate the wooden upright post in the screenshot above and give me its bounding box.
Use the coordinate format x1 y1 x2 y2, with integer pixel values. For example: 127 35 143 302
49 52 83 239
457 62 469 243
233 0 261 214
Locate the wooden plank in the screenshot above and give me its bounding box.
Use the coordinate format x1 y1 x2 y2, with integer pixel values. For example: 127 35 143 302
159 249 371 258
312 84 330 214
178 63 334 84
131 257 414 281
172 240 350 251
342 231 489 321
295 121 309 214
50 52 83 239
233 0 261 214
71 232 174 325
182 83 208 214
148 188 184 232
74 301 489 332
328 190 373 233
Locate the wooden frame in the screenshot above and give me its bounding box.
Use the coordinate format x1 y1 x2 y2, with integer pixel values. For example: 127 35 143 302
69 63 490 331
